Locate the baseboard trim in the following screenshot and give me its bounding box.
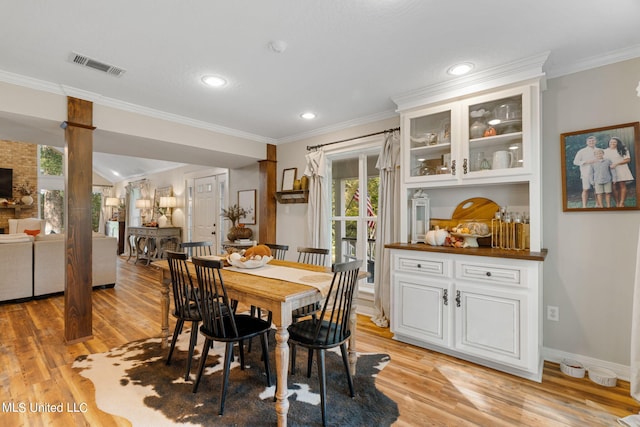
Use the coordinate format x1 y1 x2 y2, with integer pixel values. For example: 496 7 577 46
543 347 630 382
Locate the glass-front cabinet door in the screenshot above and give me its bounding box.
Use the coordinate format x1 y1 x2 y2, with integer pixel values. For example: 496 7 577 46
404 103 458 184
403 84 533 185
461 85 531 180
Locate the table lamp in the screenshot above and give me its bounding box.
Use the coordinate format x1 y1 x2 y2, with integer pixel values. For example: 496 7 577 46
105 197 120 220
159 196 177 226
135 198 152 224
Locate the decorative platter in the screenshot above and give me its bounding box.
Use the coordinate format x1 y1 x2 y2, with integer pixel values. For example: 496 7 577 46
450 232 491 248
227 255 273 269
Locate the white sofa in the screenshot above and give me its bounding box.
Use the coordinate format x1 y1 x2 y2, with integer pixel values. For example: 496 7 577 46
0 234 34 301
8 218 46 235
0 230 117 302
33 233 117 297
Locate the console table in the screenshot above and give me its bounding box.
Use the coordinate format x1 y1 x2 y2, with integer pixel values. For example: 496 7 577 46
222 240 256 252
127 226 181 265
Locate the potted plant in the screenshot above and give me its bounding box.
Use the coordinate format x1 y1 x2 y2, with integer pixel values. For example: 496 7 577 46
221 204 253 241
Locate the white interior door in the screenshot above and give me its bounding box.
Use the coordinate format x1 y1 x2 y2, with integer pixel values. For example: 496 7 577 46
193 175 220 253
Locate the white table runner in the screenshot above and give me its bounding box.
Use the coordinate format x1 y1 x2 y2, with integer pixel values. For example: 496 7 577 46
225 264 334 297
190 256 335 296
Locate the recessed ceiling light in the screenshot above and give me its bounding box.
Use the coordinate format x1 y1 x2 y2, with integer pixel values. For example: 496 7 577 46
300 112 316 120
447 62 474 76
201 75 227 88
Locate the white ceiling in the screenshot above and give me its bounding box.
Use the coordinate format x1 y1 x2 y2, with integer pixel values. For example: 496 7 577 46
1 1 640 180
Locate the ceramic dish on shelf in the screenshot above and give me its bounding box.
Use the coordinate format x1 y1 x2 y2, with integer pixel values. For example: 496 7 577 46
493 119 522 134
411 133 438 146
410 136 428 145
450 232 491 248
227 254 273 269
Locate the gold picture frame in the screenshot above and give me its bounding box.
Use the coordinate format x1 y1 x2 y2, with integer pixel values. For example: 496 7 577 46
281 168 297 191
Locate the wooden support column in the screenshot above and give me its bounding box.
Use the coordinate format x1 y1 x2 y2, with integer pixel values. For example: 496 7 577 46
63 97 95 344
258 144 277 243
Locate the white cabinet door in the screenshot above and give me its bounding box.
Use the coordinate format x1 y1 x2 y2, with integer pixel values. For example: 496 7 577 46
391 272 452 347
459 85 532 181
403 102 459 185
453 282 529 370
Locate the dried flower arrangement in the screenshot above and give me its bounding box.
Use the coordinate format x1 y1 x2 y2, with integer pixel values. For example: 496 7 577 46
221 204 251 227
14 180 34 196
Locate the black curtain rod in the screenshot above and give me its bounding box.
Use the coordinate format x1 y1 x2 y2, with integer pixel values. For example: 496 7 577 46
306 127 400 151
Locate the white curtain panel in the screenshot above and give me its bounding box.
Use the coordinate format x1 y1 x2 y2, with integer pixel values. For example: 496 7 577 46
123 179 148 253
371 129 401 327
304 150 330 257
631 226 640 400
98 188 111 234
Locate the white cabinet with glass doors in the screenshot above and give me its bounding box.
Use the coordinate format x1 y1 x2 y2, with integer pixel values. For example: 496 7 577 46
403 84 537 186
391 72 546 382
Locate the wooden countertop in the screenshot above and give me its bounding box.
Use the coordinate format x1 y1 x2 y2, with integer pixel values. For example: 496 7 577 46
385 242 548 262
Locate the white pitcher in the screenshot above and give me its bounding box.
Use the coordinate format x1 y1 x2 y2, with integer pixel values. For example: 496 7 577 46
492 150 513 169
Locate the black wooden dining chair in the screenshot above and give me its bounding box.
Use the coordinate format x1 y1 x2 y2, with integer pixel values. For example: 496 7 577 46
263 243 289 260
288 247 332 370
180 241 213 258
295 249 330 310
165 250 202 381
191 256 272 415
288 259 362 427
297 246 329 266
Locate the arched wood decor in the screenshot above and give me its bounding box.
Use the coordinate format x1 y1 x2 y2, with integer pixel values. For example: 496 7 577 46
63 97 95 344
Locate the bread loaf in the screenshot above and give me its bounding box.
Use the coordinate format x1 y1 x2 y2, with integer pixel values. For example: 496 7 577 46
243 244 272 260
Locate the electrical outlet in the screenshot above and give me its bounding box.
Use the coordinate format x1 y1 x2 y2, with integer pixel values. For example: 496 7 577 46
547 305 559 321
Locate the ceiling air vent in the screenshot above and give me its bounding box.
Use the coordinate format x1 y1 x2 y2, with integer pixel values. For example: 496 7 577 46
68 52 126 77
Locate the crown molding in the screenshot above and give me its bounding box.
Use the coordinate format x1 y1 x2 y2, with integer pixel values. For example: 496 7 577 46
545 43 640 79
92 92 276 144
0 69 275 144
391 52 550 112
0 69 64 95
275 109 399 145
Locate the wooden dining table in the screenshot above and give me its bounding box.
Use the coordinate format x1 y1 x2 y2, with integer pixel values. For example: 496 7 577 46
152 258 362 427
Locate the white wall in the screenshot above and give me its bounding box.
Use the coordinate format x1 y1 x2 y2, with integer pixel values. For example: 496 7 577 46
542 57 640 366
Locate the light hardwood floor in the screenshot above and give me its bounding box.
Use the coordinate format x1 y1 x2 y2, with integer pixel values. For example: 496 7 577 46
1 257 638 426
